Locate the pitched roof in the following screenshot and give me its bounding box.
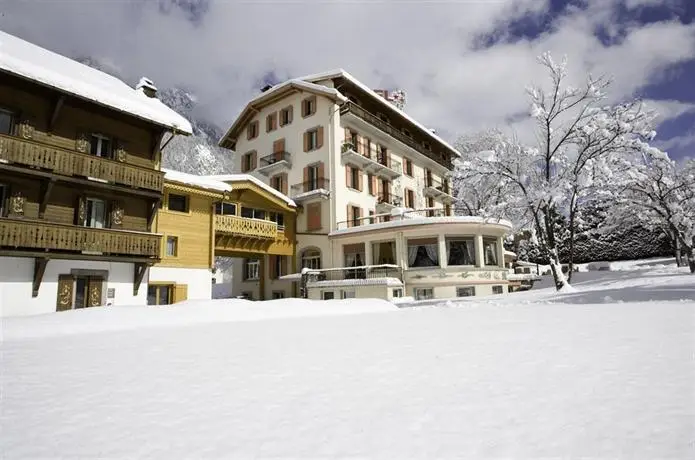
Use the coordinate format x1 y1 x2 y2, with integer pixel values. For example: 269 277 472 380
0 30 192 134
218 79 347 147
162 169 232 193
203 174 296 208
297 68 461 158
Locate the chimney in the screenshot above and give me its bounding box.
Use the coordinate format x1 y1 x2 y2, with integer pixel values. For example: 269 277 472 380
260 84 273 93
136 77 158 98
373 89 389 99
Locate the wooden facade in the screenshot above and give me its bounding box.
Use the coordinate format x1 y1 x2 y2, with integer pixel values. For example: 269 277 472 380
0 71 177 305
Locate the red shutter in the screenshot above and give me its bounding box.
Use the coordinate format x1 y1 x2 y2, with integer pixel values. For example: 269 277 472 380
303 132 309 152
281 173 288 195
303 167 309 192
345 165 351 188
317 126 324 149
357 169 363 191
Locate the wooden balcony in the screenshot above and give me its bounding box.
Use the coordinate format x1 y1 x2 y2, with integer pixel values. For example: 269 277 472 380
215 215 278 239
0 218 161 258
0 133 164 192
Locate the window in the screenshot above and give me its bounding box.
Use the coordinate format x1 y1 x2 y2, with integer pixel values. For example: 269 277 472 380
348 166 360 190
368 210 375 224
343 243 365 279
457 287 475 297
364 138 372 158
377 145 388 165
280 106 292 126
168 193 189 213
272 256 286 279
414 288 434 301
90 133 112 158
266 112 277 132
447 238 476 266
0 184 8 216
0 108 14 135
392 288 403 298
84 198 106 228
367 174 375 195
350 206 361 227
241 151 256 172
404 158 413 176
407 238 439 268
243 259 260 280
247 120 259 140
306 128 318 151
483 238 499 266
166 236 178 256
215 202 237 216
271 174 285 193
307 165 320 190
426 197 435 216
322 291 335 300
270 212 285 229
272 291 285 299
148 284 173 305
241 207 266 220
492 285 504 295
302 96 316 117
405 189 415 208
341 290 356 299
425 169 433 187
301 248 321 270
372 241 396 265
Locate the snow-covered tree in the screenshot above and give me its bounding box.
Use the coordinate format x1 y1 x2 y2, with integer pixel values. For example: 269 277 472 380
456 52 659 290
608 151 695 271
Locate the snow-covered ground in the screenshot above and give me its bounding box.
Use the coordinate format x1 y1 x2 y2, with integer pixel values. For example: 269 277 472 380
2 262 694 458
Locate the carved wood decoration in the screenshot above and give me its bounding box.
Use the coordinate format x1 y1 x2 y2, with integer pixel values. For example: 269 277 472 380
77 197 86 225
18 120 34 139
87 277 103 307
114 147 127 163
111 203 124 226
8 192 25 217
56 275 74 311
75 133 89 153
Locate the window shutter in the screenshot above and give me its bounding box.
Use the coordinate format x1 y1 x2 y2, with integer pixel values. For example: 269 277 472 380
269 255 277 279
303 132 309 152
251 151 257 170
75 196 86 226
345 166 351 188
356 135 363 155
317 126 324 149
307 203 321 231
56 275 74 311
344 128 351 144
357 169 363 191
273 138 285 153
318 162 325 182
288 105 294 123
246 124 252 140
346 205 353 227
281 173 288 195
303 167 309 191
377 180 383 197
370 176 377 196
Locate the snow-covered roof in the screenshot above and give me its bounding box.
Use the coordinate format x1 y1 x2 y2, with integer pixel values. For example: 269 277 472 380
203 174 296 208
219 79 347 146
162 169 232 193
0 30 192 135
296 69 461 158
330 216 513 237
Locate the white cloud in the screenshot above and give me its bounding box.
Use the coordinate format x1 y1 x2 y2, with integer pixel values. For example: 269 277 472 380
1 0 693 147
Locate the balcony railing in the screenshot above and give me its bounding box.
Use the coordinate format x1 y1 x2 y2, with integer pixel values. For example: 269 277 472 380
336 207 450 230
340 102 451 169
215 214 278 239
0 133 164 192
304 264 403 283
424 176 455 203
257 151 292 176
0 218 161 257
341 142 402 179
377 193 402 207
290 178 330 197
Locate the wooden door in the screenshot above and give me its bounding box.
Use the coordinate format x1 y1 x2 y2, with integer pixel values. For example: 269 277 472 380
87 276 103 307
56 275 74 311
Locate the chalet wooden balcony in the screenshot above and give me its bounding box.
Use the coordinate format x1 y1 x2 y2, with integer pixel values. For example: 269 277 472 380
215 215 278 239
0 133 164 192
0 218 161 258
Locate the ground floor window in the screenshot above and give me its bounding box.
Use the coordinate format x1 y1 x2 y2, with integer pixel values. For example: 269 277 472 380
414 288 434 301
341 290 355 299
492 285 504 294
272 291 285 299
483 238 499 266
392 288 403 298
243 259 260 280
407 238 439 268
148 284 173 305
322 291 335 300
301 249 321 270
456 286 475 297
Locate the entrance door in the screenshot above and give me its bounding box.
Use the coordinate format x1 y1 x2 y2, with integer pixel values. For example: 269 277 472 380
60 275 103 310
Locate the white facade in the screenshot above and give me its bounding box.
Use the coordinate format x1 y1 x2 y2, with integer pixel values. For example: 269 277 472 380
149 266 213 301
0 257 147 317
228 71 457 297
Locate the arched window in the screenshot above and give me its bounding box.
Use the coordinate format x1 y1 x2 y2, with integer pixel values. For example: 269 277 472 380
301 248 321 270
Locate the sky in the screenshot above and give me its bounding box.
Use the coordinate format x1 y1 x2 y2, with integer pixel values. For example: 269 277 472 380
1 0 694 159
